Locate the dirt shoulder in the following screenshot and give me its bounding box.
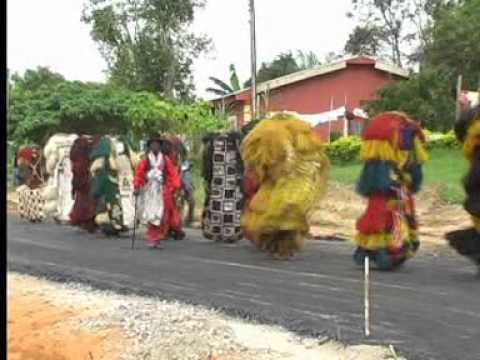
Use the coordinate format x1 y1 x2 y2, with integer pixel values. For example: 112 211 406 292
310 182 469 250
8 272 400 360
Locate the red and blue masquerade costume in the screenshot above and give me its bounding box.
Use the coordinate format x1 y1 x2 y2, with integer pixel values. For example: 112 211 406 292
353 112 428 270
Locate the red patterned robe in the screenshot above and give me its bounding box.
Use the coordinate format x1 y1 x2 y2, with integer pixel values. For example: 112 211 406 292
133 152 181 244
69 137 96 232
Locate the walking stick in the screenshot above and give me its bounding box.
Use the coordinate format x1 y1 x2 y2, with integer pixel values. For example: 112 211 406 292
131 193 138 250
364 255 371 337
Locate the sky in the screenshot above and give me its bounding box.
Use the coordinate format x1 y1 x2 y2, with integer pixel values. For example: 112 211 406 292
7 0 355 100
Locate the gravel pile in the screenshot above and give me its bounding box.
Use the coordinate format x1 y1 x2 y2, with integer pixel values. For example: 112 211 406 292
9 272 397 360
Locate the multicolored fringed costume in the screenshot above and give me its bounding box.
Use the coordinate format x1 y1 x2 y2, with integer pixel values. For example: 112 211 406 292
70 136 97 232
201 132 244 243
353 112 428 270
240 113 330 258
133 139 182 247
16 145 48 222
445 106 480 272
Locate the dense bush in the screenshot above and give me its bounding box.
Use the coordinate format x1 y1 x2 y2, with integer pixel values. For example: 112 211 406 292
325 131 461 164
324 136 362 163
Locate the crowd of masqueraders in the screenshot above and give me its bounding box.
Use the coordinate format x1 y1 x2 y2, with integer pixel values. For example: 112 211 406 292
12 108 480 273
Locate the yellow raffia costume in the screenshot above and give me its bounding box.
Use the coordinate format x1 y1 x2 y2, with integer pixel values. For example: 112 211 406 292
240 112 330 258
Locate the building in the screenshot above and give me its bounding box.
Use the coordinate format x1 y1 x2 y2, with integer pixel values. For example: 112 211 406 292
210 56 409 140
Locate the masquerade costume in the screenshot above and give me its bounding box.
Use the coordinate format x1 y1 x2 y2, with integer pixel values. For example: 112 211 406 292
16 145 48 222
353 112 428 270
446 106 480 272
43 134 79 223
90 136 130 236
69 136 97 232
161 137 186 239
201 132 244 243
240 113 330 258
133 139 181 246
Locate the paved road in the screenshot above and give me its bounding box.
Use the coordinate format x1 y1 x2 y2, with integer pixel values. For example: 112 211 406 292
7 214 480 360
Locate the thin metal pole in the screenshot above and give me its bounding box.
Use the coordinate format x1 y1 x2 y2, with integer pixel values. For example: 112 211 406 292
249 0 257 122
364 256 370 337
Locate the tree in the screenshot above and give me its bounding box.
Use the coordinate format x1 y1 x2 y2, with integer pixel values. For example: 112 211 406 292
7 68 227 145
344 25 383 56
366 67 455 131
346 0 446 66
206 64 242 97
244 51 301 87
296 50 321 70
81 0 210 99
425 0 480 87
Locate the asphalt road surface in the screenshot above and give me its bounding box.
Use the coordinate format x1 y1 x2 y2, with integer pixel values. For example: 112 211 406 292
7 214 480 360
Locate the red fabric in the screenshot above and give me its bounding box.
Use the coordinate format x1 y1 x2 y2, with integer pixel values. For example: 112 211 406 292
243 168 259 210
356 194 392 234
242 168 260 242
17 147 34 162
134 154 181 243
69 137 96 231
362 112 425 144
133 158 148 189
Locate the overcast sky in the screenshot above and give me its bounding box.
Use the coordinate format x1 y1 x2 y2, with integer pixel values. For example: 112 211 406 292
7 0 355 99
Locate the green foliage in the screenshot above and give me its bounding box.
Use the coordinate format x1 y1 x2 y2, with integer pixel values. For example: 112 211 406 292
329 147 467 203
81 0 210 99
366 68 456 131
344 25 383 56
244 50 321 87
8 67 228 146
206 64 242 97
324 136 362 164
324 130 460 164
425 0 480 87
424 130 460 149
330 131 344 142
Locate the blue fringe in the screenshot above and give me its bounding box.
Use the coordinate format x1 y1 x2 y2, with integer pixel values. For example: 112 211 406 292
356 160 393 196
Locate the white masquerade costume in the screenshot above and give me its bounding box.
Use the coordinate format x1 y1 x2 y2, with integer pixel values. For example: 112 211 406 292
141 152 165 226
43 134 78 222
111 139 136 229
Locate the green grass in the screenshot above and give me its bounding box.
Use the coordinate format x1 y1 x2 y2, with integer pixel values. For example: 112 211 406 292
329 147 467 204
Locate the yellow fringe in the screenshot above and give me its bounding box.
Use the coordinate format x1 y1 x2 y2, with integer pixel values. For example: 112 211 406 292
463 119 480 161
472 215 480 232
355 221 416 250
414 136 429 163
240 113 330 251
360 136 427 165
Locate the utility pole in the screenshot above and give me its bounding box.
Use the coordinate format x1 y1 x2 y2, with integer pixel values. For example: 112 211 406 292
249 0 257 122
455 75 463 122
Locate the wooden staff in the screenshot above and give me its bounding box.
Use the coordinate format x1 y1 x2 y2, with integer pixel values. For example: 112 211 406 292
364 256 371 337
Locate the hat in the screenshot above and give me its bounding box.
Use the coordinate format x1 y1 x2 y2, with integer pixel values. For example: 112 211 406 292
146 137 163 147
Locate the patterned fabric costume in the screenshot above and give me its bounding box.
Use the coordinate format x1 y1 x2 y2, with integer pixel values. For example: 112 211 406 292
446 105 480 272
133 140 181 246
353 112 428 270
16 145 48 222
201 132 244 243
43 134 78 223
240 113 330 258
70 136 97 232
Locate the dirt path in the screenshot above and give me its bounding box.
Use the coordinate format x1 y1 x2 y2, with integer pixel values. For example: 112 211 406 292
7 273 128 360
7 273 398 360
310 182 470 250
